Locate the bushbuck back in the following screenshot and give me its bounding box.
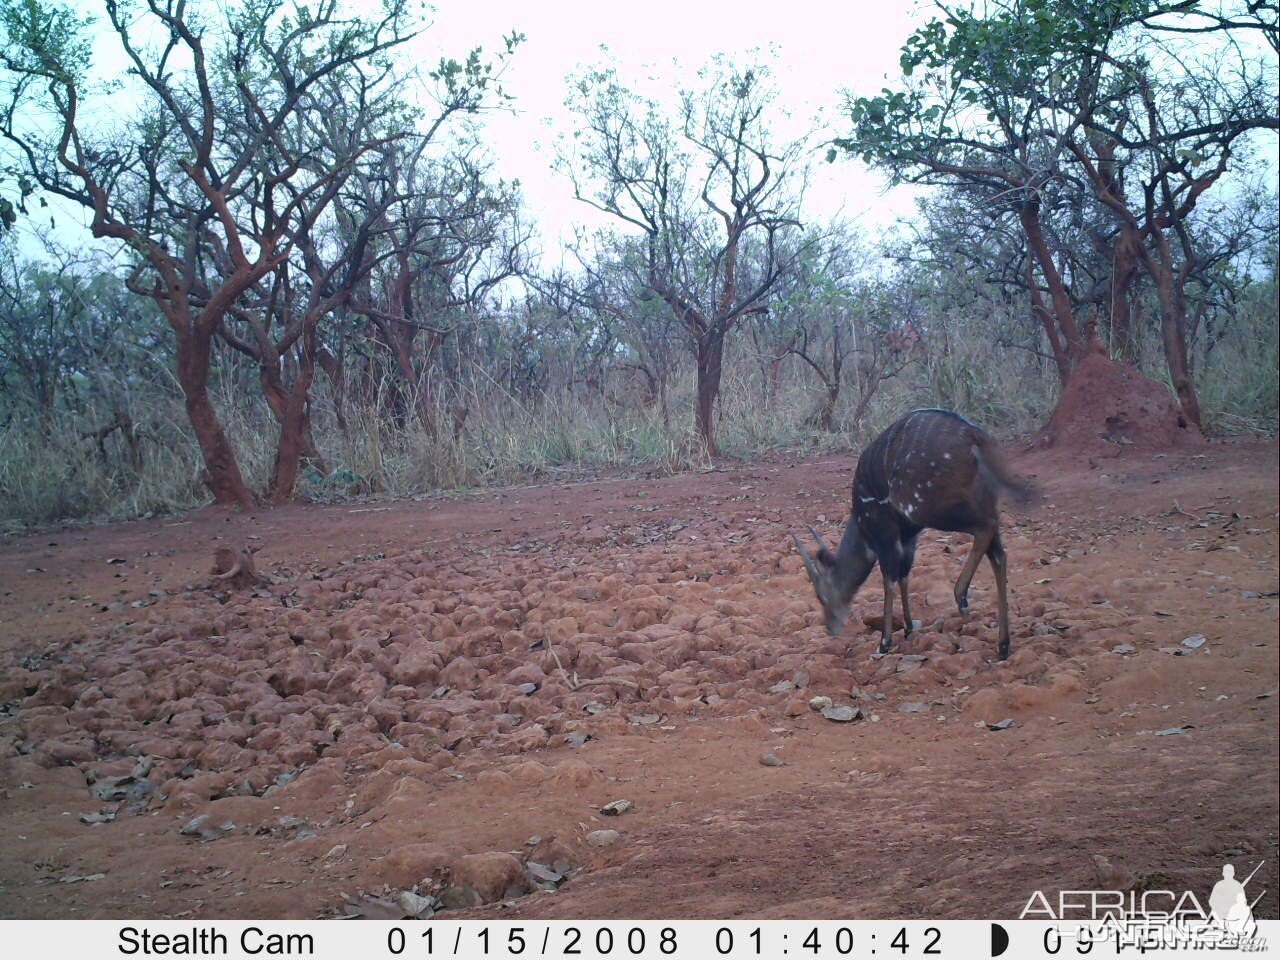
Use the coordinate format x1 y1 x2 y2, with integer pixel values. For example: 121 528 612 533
792 408 1033 660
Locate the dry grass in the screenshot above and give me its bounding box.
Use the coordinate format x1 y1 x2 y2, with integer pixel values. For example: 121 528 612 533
1 314 1274 527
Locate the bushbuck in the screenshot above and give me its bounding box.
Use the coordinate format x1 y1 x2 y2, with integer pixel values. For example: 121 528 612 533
792 408 1033 660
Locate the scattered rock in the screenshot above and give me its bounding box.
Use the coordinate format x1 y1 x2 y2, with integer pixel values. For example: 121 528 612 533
525 861 565 888
339 893 404 921
1181 634 1207 649
896 654 928 673
562 731 590 748
808 695 834 712
1153 725 1193 736
768 680 795 694
585 829 621 847
527 865 563 885
626 712 661 725
90 775 156 807
759 750 783 767
600 799 632 816
57 872 107 884
178 814 233 842
820 704 862 723
396 890 435 919
986 718 1016 731
1111 644 1136 655
898 701 928 713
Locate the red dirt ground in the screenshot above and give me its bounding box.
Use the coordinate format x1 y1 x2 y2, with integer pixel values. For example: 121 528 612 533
1 442 1276 920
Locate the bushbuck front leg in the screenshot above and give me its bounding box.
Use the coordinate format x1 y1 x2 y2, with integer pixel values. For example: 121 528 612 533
953 526 994 613
987 530 1011 660
899 575 914 637
879 569 896 654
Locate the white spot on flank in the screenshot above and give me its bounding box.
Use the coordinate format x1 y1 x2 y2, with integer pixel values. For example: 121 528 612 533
943 452 952 460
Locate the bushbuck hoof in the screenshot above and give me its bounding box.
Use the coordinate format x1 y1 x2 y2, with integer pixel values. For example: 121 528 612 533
997 642 1010 661
877 636 893 655
955 591 969 613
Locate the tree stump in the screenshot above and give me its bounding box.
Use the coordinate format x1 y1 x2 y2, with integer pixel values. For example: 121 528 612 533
211 544 265 589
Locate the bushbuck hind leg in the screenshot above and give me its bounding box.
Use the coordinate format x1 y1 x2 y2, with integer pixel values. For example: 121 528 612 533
953 526 995 613
879 569 896 654
987 530 1011 660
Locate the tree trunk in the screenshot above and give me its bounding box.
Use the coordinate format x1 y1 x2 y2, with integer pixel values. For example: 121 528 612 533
694 328 726 458
1020 197 1084 382
381 322 439 437
765 351 786 402
317 346 349 439
268 333 319 503
259 359 326 473
1153 274 1202 429
658 373 670 433
176 328 255 510
1107 231 1141 365
818 381 839 432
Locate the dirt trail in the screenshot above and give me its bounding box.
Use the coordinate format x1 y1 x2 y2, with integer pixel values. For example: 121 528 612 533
1 443 1276 920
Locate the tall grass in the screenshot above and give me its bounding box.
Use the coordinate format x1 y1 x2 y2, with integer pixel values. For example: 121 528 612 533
1195 292 1280 436
1 306 1275 527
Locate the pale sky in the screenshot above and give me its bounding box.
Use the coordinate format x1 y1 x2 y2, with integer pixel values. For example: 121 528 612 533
414 0 928 261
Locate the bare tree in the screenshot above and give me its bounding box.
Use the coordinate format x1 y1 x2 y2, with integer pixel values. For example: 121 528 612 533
342 144 528 435
1 0 518 504
769 233 921 432
840 0 1276 430
1061 51 1276 427
563 58 808 456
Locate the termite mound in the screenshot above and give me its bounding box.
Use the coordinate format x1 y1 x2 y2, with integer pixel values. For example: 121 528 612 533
1038 339 1203 453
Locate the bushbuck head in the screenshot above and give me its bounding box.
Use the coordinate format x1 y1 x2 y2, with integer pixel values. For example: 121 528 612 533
791 524 876 635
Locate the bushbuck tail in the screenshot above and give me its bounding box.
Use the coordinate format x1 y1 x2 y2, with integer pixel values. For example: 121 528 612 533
792 408 1033 660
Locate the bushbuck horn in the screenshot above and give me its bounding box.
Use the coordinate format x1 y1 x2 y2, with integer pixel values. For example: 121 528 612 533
806 525 830 554
790 532 819 584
